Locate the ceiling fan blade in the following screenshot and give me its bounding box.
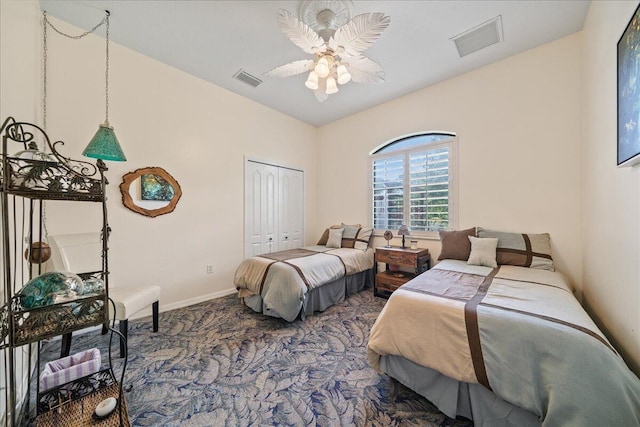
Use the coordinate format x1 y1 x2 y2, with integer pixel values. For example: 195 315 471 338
344 56 385 84
264 59 314 78
329 13 390 58
277 9 325 54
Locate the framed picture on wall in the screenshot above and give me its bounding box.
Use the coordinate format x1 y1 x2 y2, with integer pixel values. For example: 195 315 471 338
617 3 640 167
141 173 175 201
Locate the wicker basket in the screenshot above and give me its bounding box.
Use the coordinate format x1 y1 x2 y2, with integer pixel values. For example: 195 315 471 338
35 383 129 427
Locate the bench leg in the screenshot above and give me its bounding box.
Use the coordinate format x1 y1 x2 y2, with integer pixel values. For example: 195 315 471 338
118 319 128 358
152 301 159 332
60 332 72 358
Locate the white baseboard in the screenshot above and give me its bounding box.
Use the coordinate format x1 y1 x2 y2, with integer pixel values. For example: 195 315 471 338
128 287 237 321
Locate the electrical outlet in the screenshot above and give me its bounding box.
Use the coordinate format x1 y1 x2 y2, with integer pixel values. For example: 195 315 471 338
206 264 214 274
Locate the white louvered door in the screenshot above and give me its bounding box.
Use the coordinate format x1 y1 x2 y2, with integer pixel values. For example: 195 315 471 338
278 167 303 250
244 160 303 258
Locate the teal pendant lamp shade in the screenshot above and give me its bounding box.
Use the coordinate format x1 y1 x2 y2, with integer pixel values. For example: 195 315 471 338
83 121 126 161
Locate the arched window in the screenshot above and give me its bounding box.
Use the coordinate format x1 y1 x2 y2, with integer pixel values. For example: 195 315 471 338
370 132 457 236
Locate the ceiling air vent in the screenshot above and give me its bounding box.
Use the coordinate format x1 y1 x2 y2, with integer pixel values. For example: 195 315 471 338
233 69 262 87
451 15 503 58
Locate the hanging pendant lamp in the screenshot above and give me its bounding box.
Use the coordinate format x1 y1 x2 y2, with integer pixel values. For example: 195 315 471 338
83 11 126 162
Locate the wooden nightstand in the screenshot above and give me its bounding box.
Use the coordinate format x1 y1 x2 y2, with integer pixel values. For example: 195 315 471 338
374 246 430 298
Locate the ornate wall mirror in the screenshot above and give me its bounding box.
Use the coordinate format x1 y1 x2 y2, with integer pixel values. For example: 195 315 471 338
120 167 182 217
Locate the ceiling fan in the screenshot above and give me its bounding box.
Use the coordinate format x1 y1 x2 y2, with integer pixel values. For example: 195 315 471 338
265 0 391 102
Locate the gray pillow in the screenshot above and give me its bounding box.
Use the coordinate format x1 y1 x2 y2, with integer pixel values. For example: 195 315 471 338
340 223 361 248
476 227 554 271
354 226 373 251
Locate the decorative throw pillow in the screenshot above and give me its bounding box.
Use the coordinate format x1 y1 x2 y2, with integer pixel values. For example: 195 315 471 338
467 236 498 268
438 227 476 261
326 228 344 249
317 225 343 245
354 226 374 251
476 227 554 271
340 223 361 248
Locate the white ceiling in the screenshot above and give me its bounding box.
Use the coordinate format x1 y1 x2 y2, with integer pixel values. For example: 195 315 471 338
39 0 590 127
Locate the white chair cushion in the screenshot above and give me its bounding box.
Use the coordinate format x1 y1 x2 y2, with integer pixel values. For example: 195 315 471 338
48 233 161 321
108 286 161 320
47 233 102 273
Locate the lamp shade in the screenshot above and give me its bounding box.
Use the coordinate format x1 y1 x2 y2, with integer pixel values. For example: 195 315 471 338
398 225 410 235
326 77 339 94
314 56 330 78
305 71 319 90
336 64 351 85
83 121 126 162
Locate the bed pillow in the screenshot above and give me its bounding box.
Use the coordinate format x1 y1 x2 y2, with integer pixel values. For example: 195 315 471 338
340 223 361 248
467 236 498 268
438 227 476 261
326 228 344 249
476 227 554 271
354 226 374 251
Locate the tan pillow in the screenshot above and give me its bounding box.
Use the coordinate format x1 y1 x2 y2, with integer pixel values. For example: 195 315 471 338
438 227 476 261
467 236 498 268
326 228 344 249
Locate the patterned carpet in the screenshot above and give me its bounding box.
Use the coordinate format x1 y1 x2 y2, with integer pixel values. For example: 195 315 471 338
40 290 472 427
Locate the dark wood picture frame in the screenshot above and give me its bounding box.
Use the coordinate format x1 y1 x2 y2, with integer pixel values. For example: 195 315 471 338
617 3 640 167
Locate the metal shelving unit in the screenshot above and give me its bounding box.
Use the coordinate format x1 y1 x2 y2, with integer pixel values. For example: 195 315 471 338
0 117 128 427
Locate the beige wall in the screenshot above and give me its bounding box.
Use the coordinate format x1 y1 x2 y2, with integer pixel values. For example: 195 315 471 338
581 0 640 375
2 0 638 380
0 1 318 314
317 34 583 290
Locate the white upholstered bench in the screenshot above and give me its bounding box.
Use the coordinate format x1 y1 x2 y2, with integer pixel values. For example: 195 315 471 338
47 232 160 358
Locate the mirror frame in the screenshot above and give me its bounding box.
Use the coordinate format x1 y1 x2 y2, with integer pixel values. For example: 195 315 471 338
120 166 182 218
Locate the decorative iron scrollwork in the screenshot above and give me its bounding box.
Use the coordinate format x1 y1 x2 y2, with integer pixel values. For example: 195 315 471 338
10 294 106 346
0 304 8 348
1 118 104 201
38 369 116 414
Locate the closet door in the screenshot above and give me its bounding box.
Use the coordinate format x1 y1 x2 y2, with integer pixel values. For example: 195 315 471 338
278 168 303 250
244 161 279 257
245 160 304 257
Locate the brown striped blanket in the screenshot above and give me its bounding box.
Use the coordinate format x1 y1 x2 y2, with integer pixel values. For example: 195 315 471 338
235 246 374 321
367 260 640 426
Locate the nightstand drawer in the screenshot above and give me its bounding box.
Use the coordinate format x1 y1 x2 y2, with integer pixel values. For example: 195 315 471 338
376 271 414 293
376 250 416 266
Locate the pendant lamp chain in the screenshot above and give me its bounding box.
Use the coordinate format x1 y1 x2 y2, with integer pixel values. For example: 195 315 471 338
43 12 48 132
105 13 110 124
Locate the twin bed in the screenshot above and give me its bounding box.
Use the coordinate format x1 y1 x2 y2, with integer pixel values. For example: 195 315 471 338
368 228 640 426
234 225 640 425
234 224 374 321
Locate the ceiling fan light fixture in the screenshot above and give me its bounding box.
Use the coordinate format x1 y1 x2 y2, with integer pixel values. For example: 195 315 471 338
305 71 319 90
314 56 330 78
326 77 339 94
336 64 351 84
266 5 390 101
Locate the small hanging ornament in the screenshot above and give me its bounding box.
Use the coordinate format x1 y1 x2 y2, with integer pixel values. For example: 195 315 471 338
25 241 52 263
